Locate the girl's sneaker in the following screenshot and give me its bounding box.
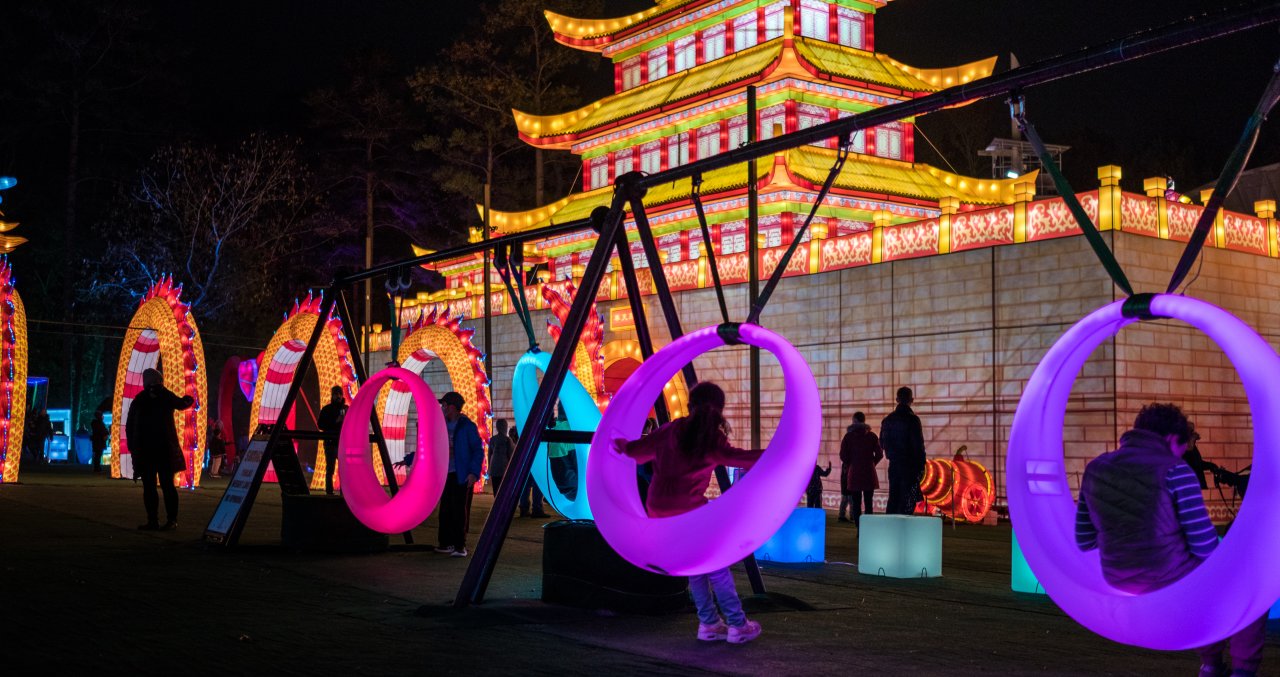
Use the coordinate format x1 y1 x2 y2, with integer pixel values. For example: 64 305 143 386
727 620 762 644
697 620 728 641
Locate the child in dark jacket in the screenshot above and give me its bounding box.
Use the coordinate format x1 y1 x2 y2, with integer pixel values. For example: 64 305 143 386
614 382 764 644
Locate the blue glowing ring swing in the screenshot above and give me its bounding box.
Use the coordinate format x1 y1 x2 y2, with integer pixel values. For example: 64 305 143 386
512 350 601 520
1008 294 1280 649
587 323 820 576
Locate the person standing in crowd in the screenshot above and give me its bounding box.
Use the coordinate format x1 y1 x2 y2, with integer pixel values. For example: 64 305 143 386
613 382 764 644
125 368 194 531
880 387 925 515
840 411 882 525
806 461 832 508
488 418 512 495
513 424 548 518
316 386 348 495
1075 403 1264 677
90 410 109 474
434 391 483 557
206 420 227 478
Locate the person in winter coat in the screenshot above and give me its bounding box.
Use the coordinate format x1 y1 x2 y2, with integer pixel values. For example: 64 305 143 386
880 387 925 514
613 381 765 644
1076 403 1264 677
839 411 882 525
433 391 484 558
316 386 348 495
488 418 512 495
125 368 195 530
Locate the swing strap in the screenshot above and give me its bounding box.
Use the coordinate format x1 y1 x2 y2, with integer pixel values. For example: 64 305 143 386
691 173 731 325
746 134 851 325
1011 94 1134 297
1166 58 1280 294
494 244 539 351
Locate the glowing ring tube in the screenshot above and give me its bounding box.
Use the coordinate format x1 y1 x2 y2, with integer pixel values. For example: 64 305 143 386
587 323 820 576
512 350 601 520
1008 294 1280 649
339 367 448 534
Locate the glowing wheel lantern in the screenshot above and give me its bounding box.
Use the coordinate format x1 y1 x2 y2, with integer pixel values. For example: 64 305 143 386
340 367 448 534
0 260 26 484
916 452 994 522
587 323 820 575
251 293 356 489
1008 294 1280 649
513 350 601 519
110 277 207 487
378 309 490 487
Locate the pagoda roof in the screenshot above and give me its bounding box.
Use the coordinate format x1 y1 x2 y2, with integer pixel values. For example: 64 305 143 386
482 146 1030 235
514 37 995 149
547 0 891 52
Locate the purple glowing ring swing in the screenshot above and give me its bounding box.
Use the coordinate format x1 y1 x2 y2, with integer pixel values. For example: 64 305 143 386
587 323 820 576
339 367 449 534
1008 294 1280 649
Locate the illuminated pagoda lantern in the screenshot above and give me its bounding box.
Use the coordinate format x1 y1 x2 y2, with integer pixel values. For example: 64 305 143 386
502 0 1024 275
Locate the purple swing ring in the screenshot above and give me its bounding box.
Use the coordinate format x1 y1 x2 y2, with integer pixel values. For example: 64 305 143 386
1008 294 1280 649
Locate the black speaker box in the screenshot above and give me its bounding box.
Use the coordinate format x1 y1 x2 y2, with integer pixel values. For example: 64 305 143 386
542 519 687 614
281 493 388 553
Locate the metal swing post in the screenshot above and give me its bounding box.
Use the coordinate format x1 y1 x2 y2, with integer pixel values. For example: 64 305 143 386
456 194 631 608
618 172 768 596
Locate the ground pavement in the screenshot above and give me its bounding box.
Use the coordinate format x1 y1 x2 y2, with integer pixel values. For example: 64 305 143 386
2 465 1274 675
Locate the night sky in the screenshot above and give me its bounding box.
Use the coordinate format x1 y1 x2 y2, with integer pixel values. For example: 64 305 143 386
158 0 1279 186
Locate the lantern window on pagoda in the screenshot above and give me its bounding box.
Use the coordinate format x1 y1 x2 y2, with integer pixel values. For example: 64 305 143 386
732 14 757 50
720 222 748 255
673 35 696 72
703 24 727 62
836 6 866 49
615 147 635 176
799 0 829 40
640 141 662 174
727 115 748 150
648 46 669 81
798 103 833 148
621 56 643 91
669 131 691 169
697 124 721 159
764 2 786 41
587 156 609 191
761 104 786 140
876 123 904 160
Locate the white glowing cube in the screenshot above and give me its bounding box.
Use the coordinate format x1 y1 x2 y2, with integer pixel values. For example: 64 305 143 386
857 514 942 578
754 507 825 563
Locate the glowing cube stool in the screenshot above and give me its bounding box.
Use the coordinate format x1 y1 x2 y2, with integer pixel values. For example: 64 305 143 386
754 507 825 563
1011 530 1046 594
857 514 942 578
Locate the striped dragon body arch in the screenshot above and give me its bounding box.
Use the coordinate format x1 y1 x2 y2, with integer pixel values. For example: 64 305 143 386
0 260 26 484
250 293 357 490
110 277 208 488
379 309 490 488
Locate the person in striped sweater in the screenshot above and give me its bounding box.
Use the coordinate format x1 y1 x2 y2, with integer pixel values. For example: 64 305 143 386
1075 403 1264 677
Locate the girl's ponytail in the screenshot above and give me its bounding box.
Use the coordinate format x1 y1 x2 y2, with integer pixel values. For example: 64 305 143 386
678 382 727 458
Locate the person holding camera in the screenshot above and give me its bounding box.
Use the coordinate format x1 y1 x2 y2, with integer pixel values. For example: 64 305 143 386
1075 403 1264 677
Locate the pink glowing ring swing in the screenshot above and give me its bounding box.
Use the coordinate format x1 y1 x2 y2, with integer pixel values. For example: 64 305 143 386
587 323 820 576
339 367 449 534
1008 294 1280 649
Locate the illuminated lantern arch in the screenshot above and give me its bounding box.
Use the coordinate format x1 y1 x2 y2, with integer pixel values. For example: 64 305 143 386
250 293 356 490
543 282 606 405
588 323 820 575
379 309 490 487
602 339 687 417
0 260 27 484
110 277 208 488
1008 294 1280 649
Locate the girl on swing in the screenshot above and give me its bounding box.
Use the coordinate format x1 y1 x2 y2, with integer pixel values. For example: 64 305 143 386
612 381 765 644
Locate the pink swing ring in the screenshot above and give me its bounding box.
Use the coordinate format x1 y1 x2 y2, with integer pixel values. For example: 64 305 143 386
1008 294 1280 649
339 367 449 534
587 323 821 576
